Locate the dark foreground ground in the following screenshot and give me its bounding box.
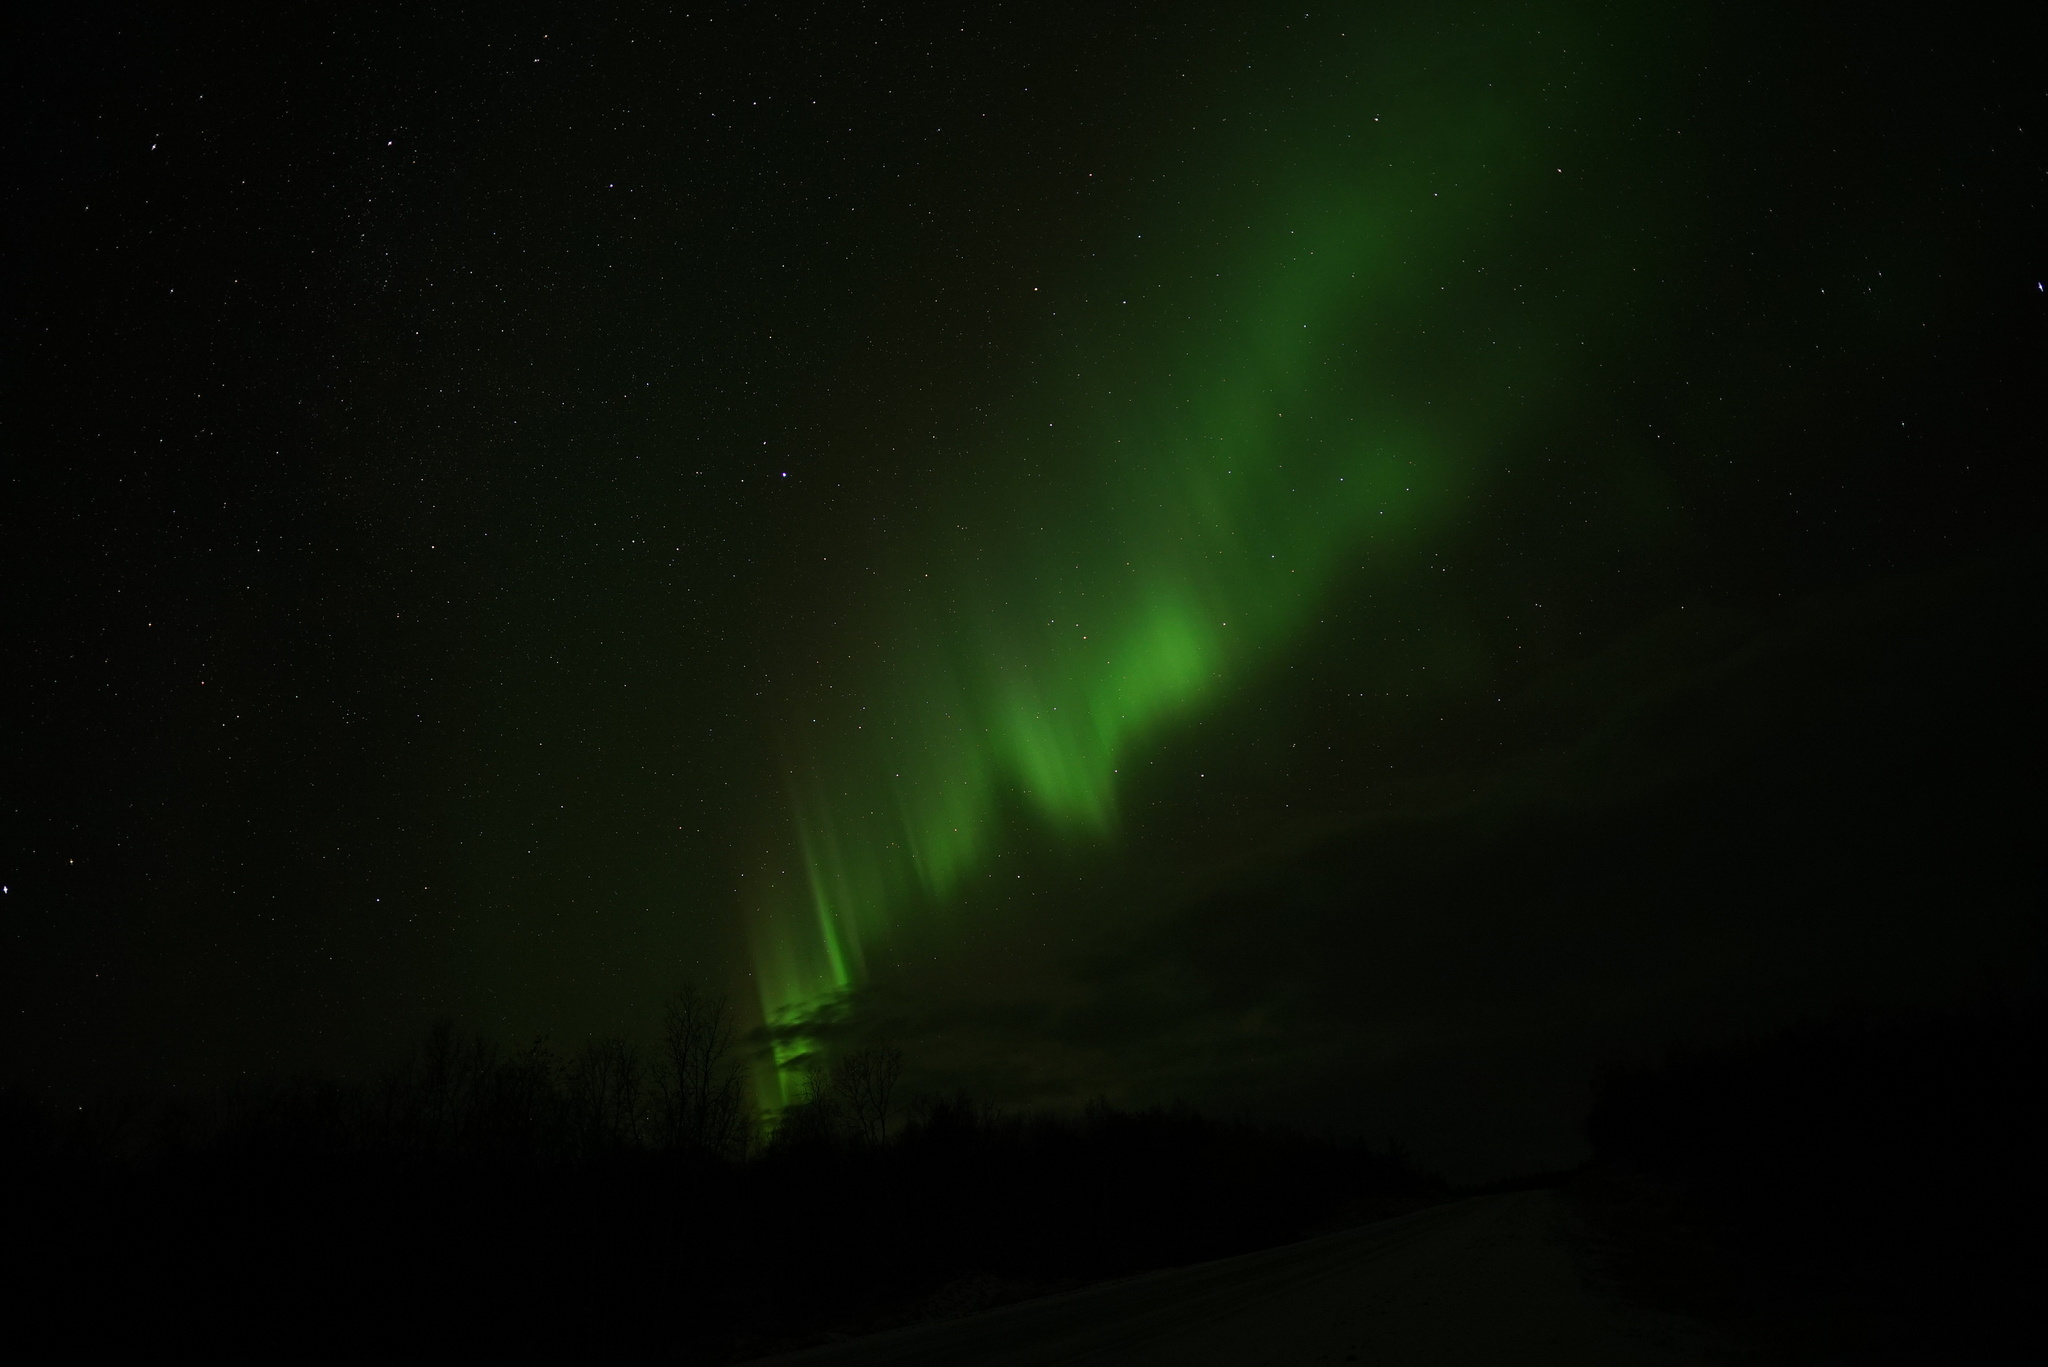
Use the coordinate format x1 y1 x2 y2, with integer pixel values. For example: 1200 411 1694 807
753 1190 1705 1367
1566 1008 2046 1366
0 1086 1443 1358
749 1156 2041 1367
4 1009 2039 1360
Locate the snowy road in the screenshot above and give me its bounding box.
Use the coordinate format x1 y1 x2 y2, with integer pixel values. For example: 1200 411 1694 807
751 1190 1705 1366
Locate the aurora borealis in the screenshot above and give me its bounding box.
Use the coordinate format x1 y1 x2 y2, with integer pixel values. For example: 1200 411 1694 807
9 1 2041 1177
752 4 1662 1051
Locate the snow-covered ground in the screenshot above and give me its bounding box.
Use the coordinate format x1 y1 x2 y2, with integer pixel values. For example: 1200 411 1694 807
751 1190 1707 1365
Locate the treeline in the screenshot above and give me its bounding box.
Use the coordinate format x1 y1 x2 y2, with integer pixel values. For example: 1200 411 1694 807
1 991 1443 1358
1578 1005 2047 1364
155 986 755 1168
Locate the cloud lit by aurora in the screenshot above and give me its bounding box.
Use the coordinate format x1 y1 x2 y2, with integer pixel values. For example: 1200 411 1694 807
745 5 1676 1077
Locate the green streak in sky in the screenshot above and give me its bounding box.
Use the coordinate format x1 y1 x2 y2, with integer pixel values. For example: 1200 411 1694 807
747 4 1654 1077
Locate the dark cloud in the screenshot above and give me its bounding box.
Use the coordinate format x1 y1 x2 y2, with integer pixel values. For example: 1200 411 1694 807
830 552 2041 1180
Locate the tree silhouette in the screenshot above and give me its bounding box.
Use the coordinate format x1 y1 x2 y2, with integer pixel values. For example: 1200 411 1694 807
566 1036 645 1158
824 1045 905 1147
652 985 748 1159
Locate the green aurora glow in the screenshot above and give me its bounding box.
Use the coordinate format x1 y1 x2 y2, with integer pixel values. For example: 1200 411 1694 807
747 5 1679 1076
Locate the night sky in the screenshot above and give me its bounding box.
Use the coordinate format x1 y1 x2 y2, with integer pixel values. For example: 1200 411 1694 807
8 2 2041 1179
